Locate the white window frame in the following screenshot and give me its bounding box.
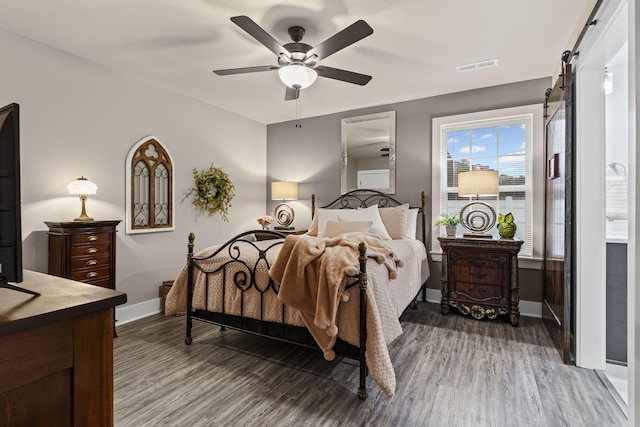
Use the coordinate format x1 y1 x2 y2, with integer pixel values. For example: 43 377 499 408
431 104 544 267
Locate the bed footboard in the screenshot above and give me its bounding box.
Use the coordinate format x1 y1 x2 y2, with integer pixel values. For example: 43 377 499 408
183 231 369 400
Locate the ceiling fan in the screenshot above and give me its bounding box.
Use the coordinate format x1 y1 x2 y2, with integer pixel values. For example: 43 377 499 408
213 16 373 101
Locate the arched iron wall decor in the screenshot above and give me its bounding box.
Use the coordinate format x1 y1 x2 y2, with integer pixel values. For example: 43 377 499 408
125 136 175 234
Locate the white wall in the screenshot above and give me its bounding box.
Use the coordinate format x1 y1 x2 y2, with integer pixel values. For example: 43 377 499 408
0 29 267 307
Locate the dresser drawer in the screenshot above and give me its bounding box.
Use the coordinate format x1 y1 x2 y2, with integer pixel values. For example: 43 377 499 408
71 232 111 245
70 266 110 282
70 244 110 258
451 281 504 302
70 252 110 271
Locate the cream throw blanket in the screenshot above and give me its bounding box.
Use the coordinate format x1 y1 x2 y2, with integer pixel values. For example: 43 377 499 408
269 232 404 396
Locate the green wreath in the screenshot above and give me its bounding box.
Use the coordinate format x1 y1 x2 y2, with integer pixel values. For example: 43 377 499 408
184 164 235 222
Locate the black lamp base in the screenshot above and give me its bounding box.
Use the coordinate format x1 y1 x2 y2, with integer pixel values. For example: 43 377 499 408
274 226 294 230
463 233 493 239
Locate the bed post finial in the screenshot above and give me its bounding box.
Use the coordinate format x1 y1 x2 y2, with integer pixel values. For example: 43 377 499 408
188 233 195 264
311 194 316 219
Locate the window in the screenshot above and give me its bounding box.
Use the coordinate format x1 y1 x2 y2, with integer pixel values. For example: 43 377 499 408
432 105 544 259
125 136 175 234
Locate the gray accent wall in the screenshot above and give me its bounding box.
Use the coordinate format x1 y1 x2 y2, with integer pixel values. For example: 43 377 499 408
267 77 550 302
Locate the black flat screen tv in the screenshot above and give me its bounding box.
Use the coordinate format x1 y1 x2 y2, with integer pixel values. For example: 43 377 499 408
0 103 22 283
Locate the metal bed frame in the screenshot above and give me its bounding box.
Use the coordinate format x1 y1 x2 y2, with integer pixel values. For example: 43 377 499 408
184 189 427 400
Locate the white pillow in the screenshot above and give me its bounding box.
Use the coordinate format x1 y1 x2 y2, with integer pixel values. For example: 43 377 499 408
338 205 391 240
378 203 409 239
322 220 373 238
315 208 344 237
406 208 419 239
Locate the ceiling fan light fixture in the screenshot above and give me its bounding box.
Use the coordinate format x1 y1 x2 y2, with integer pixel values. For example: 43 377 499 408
278 64 317 89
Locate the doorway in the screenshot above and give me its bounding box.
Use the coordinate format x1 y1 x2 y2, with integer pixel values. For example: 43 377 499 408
574 0 629 404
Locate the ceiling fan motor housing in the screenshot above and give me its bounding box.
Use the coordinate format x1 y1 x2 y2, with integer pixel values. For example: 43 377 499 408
214 16 374 100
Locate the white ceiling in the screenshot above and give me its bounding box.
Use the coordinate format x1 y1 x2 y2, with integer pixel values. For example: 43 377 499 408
0 0 587 124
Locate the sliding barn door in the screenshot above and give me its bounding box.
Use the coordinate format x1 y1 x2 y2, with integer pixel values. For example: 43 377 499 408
543 58 575 364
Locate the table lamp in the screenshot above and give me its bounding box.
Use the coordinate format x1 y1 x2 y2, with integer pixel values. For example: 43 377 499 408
457 170 498 237
67 176 98 221
271 181 298 229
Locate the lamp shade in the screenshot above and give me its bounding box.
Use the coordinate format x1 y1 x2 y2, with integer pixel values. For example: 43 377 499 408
278 64 317 89
271 181 298 200
458 170 498 197
66 176 98 195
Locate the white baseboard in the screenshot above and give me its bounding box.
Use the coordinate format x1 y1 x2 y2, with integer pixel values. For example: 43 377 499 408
116 297 161 326
116 290 543 327
424 288 542 318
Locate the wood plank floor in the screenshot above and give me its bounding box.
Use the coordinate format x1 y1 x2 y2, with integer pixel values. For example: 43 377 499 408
114 303 626 426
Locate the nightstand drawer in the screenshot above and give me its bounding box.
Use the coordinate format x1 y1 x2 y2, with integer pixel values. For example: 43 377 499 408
71 232 110 245
451 265 507 286
70 244 110 257
70 266 110 282
451 281 504 301
450 251 508 269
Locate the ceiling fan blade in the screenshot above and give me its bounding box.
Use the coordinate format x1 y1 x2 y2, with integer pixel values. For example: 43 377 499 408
230 16 291 59
315 66 372 86
213 65 279 75
284 86 299 101
305 20 373 61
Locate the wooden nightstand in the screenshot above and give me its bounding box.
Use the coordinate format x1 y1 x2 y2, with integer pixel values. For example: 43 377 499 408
254 229 306 241
438 237 523 326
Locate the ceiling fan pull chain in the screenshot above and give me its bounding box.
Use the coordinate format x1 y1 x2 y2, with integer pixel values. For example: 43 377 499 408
295 96 302 128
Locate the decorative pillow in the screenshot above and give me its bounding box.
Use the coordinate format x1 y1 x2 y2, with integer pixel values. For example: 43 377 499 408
378 203 409 239
406 208 419 239
337 205 392 240
322 220 373 238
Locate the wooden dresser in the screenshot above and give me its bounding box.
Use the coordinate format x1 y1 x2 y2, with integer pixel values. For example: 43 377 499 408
438 237 523 326
0 270 126 426
45 220 121 290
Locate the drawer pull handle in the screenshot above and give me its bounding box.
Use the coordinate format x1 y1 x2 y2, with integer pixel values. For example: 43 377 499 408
86 248 98 254
87 235 99 242
86 260 98 266
86 272 98 279
469 270 487 279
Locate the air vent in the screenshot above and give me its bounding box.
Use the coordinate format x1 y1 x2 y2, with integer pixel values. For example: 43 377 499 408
456 58 499 73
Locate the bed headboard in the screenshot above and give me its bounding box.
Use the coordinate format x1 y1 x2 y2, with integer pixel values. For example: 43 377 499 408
311 189 427 245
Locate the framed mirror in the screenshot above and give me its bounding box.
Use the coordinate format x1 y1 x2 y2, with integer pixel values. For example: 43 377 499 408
341 111 396 194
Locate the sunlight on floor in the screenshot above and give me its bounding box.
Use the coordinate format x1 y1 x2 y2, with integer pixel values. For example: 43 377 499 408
606 363 628 404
